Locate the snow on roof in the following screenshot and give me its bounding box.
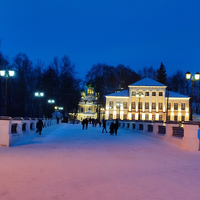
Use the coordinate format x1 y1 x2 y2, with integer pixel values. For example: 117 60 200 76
168 91 189 98
130 77 166 87
106 89 129 97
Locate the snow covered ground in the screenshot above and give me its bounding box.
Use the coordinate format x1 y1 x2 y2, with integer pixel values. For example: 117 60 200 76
1 123 200 200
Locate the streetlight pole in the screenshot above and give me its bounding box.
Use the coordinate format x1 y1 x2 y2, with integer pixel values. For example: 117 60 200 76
0 70 15 116
136 92 144 120
48 99 55 118
35 92 44 118
116 102 121 120
186 71 200 121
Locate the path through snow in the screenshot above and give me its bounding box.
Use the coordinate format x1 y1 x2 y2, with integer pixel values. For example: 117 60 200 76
0 123 200 200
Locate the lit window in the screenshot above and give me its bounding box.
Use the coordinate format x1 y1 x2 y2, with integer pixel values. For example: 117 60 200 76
159 103 163 110
132 91 136 96
109 101 113 108
159 92 163 96
145 102 149 109
131 102 135 109
181 103 185 110
152 92 156 96
174 103 178 110
123 102 127 109
145 92 149 96
152 102 156 109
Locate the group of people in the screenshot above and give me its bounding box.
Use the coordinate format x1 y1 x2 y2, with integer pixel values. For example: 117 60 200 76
82 118 89 129
102 118 119 135
109 119 119 135
81 118 119 136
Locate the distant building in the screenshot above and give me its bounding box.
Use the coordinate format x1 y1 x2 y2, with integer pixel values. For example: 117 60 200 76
105 77 190 121
77 82 97 121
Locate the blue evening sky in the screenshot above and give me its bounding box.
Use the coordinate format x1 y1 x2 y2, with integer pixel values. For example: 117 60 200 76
0 0 200 79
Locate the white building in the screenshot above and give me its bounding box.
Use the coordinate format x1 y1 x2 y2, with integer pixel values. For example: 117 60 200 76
105 77 190 121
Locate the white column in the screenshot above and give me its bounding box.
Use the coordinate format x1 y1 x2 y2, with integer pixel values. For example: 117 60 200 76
149 91 152 112
156 91 158 112
136 96 138 112
128 90 132 111
142 93 145 112
163 90 166 112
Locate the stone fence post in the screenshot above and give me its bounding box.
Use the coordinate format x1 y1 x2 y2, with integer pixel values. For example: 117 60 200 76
165 121 179 137
183 121 200 151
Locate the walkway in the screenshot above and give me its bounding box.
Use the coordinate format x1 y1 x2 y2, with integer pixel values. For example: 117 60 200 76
0 123 200 200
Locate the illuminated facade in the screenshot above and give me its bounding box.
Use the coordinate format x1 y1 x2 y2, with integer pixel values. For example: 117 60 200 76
105 78 190 121
77 83 97 121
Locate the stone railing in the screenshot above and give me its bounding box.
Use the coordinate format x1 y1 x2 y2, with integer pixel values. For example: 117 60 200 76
0 117 57 147
107 120 200 151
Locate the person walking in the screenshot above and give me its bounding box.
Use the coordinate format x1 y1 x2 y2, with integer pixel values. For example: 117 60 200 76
36 119 44 135
85 118 89 129
109 121 115 135
114 118 119 135
102 119 108 133
82 119 85 129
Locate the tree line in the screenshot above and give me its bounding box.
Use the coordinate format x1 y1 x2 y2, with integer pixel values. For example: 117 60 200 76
0 51 81 118
0 46 199 119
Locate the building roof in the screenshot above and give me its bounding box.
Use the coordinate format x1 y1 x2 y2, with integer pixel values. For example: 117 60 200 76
130 77 166 87
168 91 189 98
106 89 129 97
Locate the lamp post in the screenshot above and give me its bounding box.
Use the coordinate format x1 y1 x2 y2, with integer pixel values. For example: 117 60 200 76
136 92 144 120
48 99 55 118
186 71 200 121
0 70 15 116
116 102 122 120
35 92 44 118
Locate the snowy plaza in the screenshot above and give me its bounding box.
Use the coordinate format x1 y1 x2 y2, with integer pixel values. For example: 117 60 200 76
1 123 200 200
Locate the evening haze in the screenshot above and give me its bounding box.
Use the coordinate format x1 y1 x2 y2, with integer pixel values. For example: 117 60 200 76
0 0 200 79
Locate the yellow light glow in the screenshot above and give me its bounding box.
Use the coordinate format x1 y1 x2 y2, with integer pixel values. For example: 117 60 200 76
186 113 189 116
186 108 189 112
171 112 174 115
135 113 138 120
171 108 174 111
149 113 152 120
142 113 145 120
156 114 159 120
163 106 165 112
128 113 131 120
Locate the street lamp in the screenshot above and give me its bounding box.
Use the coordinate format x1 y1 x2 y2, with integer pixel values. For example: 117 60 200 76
186 71 200 121
48 99 55 103
136 92 144 120
55 106 63 110
116 102 122 120
34 92 44 117
35 92 44 97
48 99 55 118
0 69 15 116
